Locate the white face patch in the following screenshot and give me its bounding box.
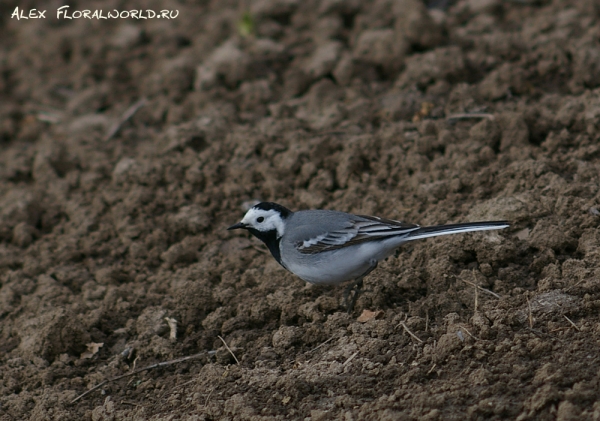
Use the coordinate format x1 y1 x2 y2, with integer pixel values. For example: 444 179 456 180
241 208 286 238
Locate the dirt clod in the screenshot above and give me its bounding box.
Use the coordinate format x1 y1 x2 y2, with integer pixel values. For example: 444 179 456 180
1 0 600 419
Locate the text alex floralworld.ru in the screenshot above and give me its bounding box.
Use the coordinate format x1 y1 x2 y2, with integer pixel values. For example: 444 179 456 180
11 6 179 20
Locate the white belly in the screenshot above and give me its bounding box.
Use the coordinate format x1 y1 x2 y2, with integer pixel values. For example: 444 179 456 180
281 239 403 285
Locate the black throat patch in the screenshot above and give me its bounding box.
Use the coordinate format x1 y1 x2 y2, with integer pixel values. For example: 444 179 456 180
247 227 283 266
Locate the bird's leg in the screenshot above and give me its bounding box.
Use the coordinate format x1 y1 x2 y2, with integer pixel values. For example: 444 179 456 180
344 259 378 313
343 278 362 313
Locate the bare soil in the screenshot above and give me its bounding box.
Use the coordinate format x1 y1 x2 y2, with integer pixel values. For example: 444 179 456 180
1 0 600 420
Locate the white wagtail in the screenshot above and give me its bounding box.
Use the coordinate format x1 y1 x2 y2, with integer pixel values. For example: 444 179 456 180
228 202 509 308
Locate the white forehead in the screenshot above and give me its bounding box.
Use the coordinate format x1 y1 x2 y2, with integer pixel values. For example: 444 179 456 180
241 207 280 223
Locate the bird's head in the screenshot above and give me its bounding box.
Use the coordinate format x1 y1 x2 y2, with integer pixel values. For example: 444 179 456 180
227 202 292 239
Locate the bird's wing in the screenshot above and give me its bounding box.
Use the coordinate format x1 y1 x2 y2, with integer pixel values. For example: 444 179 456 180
296 215 420 254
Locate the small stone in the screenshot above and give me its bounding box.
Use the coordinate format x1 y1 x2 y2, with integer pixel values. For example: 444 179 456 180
12 222 36 247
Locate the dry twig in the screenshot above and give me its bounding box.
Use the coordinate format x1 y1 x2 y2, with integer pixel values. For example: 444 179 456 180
306 336 335 354
563 315 580 331
204 388 214 407
120 401 142 407
446 113 495 121
461 326 480 341
398 322 424 343
105 98 146 141
526 297 534 329
473 279 479 313
251 244 268 254
565 278 586 292
526 328 556 340
218 335 240 365
343 351 359 366
70 352 207 404
427 363 437 375
460 278 501 299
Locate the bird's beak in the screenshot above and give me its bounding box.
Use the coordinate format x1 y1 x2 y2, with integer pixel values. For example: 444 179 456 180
227 222 247 230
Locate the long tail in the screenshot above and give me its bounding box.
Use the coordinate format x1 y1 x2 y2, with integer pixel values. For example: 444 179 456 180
405 221 509 241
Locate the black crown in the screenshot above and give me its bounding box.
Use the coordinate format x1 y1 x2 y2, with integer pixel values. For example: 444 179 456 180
253 202 293 218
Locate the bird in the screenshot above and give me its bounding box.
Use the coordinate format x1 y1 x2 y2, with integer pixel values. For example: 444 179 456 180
228 202 509 309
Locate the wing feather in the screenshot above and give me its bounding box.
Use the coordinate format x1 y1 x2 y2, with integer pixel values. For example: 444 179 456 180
296 215 419 254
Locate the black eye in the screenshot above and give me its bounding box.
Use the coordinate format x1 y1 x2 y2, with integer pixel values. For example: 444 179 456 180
257 217 264 223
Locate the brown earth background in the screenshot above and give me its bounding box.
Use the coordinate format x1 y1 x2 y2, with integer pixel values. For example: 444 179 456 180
1 0 600 419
